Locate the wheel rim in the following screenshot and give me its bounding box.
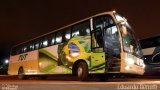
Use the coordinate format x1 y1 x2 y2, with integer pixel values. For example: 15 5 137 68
18 69 24 78
77 66 83 77
19 69 23 75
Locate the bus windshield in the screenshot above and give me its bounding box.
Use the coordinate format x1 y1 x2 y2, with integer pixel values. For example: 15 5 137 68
120 23 143 58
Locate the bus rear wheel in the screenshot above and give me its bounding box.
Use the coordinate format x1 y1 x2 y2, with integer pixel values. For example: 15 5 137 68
76 62 88 81
18 68 28 80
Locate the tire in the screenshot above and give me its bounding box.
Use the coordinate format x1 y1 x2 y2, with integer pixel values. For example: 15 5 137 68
18 68 28 80
76 62 88 81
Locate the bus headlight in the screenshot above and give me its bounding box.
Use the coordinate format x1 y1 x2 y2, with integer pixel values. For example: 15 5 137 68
142 64 145 68
126 58 134 65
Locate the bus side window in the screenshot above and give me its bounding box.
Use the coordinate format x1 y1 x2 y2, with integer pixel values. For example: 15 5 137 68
17 48 20 54
20 47 24 53
16 47 19 54
30 44 34 51
42 39 48 47
51 33 55 45
93 15 114 30
64 29 71 41
23 46 27 52
72 26 80 37
93 16 104 30
55 32 62 44
34 41 39 50
79 21 90 36
72 20 90 37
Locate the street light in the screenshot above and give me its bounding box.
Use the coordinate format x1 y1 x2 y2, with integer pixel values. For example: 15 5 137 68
4 59 9 64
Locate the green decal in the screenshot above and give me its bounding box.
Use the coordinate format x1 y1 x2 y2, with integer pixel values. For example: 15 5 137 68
39 49 71 74
38 36 106 74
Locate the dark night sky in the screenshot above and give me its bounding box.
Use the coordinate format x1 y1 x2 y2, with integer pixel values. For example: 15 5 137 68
0 0 160 63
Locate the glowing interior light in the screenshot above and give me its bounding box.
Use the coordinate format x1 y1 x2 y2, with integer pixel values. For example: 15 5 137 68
24 47 27 51
51 38 55 44
43 40 48 46
111 26 117 34
72 31 79 36
70 53 80 58
56 37 62 43
113 10 116 13
65 34 70 39
86 28 90 35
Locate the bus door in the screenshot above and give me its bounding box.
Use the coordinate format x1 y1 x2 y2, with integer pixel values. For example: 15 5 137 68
92 15 121 72
103 24 121 72
91 27 106 72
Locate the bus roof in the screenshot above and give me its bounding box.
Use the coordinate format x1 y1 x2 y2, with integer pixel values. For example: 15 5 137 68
13 11 115 48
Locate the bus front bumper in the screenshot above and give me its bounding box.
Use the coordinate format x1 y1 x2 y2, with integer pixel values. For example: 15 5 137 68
121 64 145 75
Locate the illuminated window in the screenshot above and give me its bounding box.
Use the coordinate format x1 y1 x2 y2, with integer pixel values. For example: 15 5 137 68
20 47 24 53
56 32 62 44
72 30 79 37
23 46 27 52
43 40 48 47
93 15 114 30
65 29 71 41
86 28 90 35
51 34 55 45
72 20 90 37
30 44 34 50
34 42 39 50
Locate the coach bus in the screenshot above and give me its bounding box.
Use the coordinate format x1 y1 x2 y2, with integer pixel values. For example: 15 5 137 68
140 35 160 75
8 11 145 81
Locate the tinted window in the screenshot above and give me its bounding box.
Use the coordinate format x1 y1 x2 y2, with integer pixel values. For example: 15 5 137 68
64 29 71 41
152 53 160 63
42 39 48 47
30 44 34 51
23 46 27 52
93 15 114 30
34 41 39 50
92 28 103 48
140 37 160 49
50 33 55 45
92 15 115 48
55 32 62 44
72 20 90 37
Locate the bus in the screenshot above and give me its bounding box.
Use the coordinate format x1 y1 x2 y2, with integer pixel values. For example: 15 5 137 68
140 35 160 75
8 11 145 81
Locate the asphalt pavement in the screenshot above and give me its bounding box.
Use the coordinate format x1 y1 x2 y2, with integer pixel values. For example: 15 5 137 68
0 75 160 90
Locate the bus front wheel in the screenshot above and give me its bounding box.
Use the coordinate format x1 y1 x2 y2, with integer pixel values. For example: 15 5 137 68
76 62 88 81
